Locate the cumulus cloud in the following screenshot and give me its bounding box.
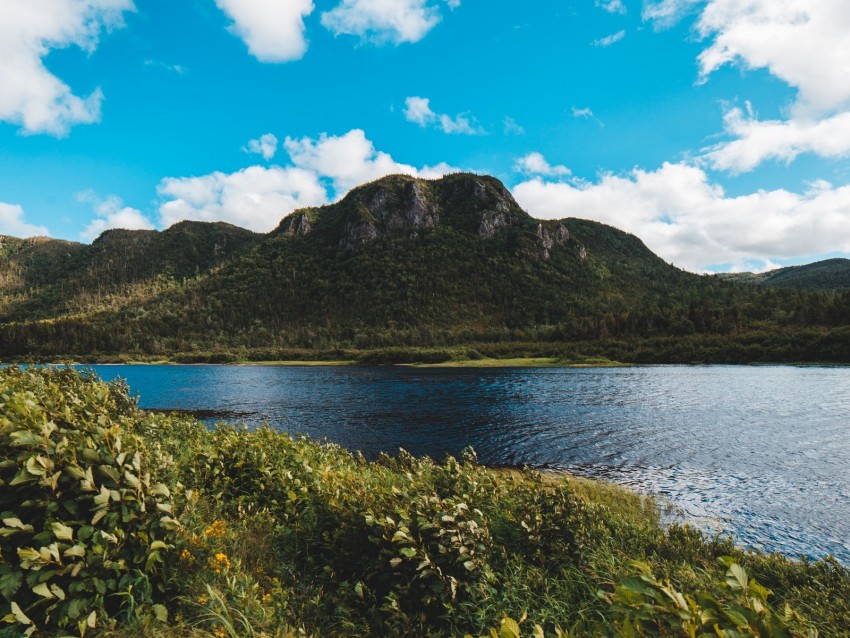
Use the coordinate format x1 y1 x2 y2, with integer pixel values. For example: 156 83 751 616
215 0 314 62
596 0 626 14
77 192 155 242
0 203 50 238
514 153 570 178
513 163 850 272
403 96 484 135
704 107 850 173
158 166 327 233
0 0 134 135
643 1 850 172
157 129 461 232
321 0 458 44
244 133 279 160
284 128 458 194
592 29 626 47
694 0 850 117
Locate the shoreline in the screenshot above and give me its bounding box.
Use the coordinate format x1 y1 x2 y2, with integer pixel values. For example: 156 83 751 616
11 357 848 368
5 356 631 368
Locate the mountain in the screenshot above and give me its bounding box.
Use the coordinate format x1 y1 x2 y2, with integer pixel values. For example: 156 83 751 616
1 173 849 362
718 258 850 291
1 221 259 320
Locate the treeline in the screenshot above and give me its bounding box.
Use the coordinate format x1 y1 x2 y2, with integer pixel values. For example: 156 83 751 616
1 174 849 362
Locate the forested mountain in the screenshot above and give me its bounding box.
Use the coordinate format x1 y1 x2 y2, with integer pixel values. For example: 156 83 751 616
718 258 850 291
1 173 849 362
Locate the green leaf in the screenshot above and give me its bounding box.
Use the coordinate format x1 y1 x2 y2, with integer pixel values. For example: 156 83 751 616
63 545 86 559
2 517 28 529
726 563 748 592
152 604 168 623
9 601 33 626
51 522 74 541
500 617 521 638
0 568 23 600
32 582 55 598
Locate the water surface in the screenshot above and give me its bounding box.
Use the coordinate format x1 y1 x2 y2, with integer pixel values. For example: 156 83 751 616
89 364 850 564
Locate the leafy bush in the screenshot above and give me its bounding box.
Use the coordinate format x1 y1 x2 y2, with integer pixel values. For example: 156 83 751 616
0 367 179 636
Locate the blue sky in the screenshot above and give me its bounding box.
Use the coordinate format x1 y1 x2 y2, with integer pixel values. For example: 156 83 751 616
2 0 850 272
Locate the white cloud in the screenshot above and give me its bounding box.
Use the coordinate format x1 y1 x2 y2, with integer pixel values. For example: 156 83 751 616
143 59 187 74
642 0 702 28
513 162 850 272
215 0 314 62
597 0 626 15
704 108 850 173
284 128 458 194
514 153 570 178
403 96 484 135
592 29 626 47
572 106 604 127
643 0 850 172
694 0 850 117
321 0 456 44
244 133 279 160
0 0 134 135
403 96 434 126
158 166 327 233
77 192 154 242
157 129 461 232
0 203 50 238
503 116 525 136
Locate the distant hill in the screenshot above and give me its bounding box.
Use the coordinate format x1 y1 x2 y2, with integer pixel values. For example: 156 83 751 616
1 173 849 362
718 258 850 291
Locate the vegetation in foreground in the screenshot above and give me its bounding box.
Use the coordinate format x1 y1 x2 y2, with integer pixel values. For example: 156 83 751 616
1 367 848 637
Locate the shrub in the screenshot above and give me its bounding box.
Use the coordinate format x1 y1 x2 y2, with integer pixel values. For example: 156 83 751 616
0 367 179 636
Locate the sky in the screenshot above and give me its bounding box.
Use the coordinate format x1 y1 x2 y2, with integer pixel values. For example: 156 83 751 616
1 0 850 273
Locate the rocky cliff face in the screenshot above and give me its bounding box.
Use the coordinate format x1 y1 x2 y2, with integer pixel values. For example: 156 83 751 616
339 180 441 250
335 173 533 251
279 211 313 237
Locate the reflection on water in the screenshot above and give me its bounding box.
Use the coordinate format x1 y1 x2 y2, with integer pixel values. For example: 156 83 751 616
90 364 850 564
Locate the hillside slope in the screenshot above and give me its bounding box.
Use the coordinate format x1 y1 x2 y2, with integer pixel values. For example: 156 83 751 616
1 173 848 361
719 258 850 291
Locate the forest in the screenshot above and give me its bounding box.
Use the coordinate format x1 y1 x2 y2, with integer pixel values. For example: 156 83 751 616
1 173 848 363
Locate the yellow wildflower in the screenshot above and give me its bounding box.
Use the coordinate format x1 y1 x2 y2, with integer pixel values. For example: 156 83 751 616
261 592 272 604
204 520 227 539
196 594 208 606
188 534 205 548
209 552 231 574
179 548 194 563
212 625 227 638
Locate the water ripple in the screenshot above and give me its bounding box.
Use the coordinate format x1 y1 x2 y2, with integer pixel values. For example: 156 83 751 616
90 364 850 564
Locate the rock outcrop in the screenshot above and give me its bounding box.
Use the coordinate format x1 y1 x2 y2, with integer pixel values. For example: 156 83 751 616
281 211 313 237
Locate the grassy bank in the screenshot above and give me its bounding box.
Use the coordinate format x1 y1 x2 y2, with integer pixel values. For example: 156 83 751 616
6 327 850 366
1 367 848 637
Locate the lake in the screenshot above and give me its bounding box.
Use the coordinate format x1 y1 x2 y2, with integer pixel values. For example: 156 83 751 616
88 363 850 564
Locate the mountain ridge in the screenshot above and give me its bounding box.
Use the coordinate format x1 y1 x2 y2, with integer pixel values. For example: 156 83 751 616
1 173 848 362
